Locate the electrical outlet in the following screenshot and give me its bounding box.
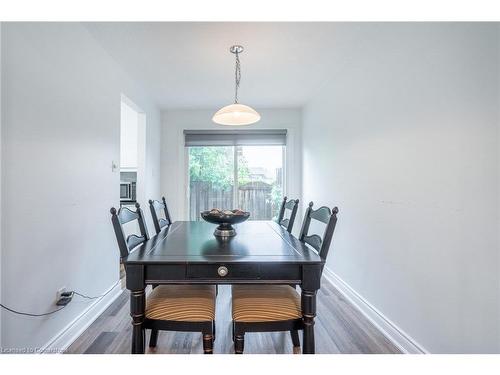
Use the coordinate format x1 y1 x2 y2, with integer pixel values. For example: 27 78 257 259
56 291 73 306
56 287 67 302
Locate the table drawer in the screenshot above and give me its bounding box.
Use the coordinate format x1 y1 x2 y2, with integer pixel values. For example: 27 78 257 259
186 264 260 280
259 264 302 281
146 265 186 281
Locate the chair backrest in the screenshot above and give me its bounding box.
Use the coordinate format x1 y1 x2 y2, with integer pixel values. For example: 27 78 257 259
299 201 339 261
110 203 150 259
277 196 299 233
148 196 172 234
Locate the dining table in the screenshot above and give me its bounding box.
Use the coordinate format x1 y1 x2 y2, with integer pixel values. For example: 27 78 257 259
123 220 324 354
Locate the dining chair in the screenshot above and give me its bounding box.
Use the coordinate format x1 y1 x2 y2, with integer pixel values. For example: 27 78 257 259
231 201 339 354
148 196 172 235
276 196 299 233
149 196 219 298
110 203 216 354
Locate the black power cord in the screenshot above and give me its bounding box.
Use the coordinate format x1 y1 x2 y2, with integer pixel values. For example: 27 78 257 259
73 280 120 300
73 291 101 300
0 280 121 317
0 303 67 317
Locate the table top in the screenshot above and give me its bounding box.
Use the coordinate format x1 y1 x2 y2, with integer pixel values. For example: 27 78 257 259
124 221 323 265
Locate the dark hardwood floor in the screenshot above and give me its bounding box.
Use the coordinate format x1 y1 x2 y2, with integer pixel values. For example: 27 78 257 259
65 279 401 354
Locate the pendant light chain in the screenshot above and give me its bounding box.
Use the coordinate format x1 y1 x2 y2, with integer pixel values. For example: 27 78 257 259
234 51 241 104
212 44 260 126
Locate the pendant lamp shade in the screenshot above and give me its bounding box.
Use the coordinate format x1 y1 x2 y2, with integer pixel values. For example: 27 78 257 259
213 45 260 126
212 103 261 126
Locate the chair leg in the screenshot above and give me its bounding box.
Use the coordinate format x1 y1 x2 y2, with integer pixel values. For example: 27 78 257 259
149 329 159 348
203 334 214 354
213 321 216 342
232 322 235 342
234 334 245 354
290 330 300 350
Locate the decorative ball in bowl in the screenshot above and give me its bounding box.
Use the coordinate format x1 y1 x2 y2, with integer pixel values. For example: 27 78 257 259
200 209 250 237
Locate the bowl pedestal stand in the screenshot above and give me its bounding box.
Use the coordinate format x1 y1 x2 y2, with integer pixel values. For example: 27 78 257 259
213 223 237 237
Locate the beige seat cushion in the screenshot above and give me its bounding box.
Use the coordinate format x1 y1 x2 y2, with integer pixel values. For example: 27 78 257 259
146 285 216 322
232 285 302 322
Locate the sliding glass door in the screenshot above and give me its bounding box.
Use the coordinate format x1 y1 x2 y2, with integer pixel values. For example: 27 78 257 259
236 145 283 220
186 130 286 221
188 146 235 220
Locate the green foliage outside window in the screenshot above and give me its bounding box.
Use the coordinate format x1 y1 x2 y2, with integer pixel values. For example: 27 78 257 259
189 146 283 219
188 147 250 190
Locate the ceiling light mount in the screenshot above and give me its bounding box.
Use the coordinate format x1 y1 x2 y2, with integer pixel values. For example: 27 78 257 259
212 44 260 126
229 45 244 54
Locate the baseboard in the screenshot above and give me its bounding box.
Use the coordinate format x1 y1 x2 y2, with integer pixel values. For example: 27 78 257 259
322 267 428 354
40 281 123 354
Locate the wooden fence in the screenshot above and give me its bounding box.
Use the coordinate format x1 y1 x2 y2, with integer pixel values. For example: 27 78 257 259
189 180 276 221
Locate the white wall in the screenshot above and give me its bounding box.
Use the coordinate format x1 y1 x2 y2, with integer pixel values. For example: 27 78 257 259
120 101 139 169
0 22 3 347
498 27 500 352
303 23 500 353
0 23 161 350
161 108 302 223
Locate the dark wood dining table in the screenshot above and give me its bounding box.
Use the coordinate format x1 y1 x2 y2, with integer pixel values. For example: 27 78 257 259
123 220 324 354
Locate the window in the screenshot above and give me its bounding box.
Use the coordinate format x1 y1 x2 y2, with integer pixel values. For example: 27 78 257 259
185 130 286 221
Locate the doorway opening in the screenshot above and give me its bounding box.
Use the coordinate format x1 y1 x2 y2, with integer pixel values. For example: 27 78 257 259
119 95 146 284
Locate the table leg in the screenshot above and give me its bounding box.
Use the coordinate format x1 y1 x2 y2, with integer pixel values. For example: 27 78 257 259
301 289 317 354
130 289 145 354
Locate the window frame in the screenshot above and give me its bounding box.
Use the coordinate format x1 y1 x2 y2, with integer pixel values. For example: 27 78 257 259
185 143 286 221
179 127 298 222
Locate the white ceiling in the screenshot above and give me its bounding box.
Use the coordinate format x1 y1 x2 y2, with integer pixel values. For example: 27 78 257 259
84 22 369 109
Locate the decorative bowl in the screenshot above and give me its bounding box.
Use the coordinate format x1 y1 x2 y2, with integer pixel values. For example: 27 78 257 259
200 210 250 237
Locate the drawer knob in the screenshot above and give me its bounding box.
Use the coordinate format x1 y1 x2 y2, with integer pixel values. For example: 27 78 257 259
218 266 228 277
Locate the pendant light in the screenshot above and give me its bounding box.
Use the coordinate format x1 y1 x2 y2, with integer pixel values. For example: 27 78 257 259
212 45 261 126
